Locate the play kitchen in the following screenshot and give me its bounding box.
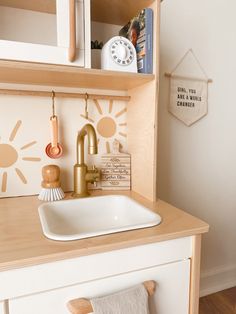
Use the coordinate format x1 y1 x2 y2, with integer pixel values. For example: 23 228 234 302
0 1 209 314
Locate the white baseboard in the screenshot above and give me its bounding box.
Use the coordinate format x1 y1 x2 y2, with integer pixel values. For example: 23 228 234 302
200 264 236 297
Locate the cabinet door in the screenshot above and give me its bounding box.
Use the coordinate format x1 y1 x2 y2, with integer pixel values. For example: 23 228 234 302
0 301 5 314
9 259 190 314
0 0 85 67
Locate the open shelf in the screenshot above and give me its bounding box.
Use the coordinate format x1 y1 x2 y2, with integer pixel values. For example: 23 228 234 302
91 0 155 25
0 0 56 14
0 60 155 90
0 0 155 24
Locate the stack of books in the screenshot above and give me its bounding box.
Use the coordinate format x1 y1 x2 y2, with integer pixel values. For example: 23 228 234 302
119 8 153 74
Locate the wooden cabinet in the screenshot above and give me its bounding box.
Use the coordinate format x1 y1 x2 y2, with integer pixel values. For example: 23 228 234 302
0 237 192 314
0 0 89 67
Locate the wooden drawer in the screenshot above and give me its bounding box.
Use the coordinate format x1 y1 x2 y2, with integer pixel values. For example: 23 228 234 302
0 237 192 300
9 259 190 314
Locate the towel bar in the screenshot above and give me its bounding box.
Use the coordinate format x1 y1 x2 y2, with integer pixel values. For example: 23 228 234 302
67 280 156 314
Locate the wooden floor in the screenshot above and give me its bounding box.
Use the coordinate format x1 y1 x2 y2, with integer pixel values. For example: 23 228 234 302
199 286 236 314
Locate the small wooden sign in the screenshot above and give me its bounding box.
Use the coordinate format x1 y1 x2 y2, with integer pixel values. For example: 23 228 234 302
101 140 130 190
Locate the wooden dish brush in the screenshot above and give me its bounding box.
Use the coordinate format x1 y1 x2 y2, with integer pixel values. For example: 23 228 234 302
38 165 65 201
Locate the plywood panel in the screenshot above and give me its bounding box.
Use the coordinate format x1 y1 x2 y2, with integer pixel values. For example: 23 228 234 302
128 81 157 201
91 0 155 25
0 61 154 90
127 0 160 201
189 235 202 314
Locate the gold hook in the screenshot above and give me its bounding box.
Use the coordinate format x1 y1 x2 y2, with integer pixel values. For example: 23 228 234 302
52 90 55 117
85 93 89 119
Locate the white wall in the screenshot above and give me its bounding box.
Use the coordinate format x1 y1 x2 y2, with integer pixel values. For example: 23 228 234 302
158 0 236 295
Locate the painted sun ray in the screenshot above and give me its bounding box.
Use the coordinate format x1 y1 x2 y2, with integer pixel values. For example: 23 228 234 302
9 120 22 142
20 141 37 150
80 114 95 123
1 172 7 192
15 168 27 184
115 108 127 118
119 123 127 126
106 141 111 154
22 157 41 162
119 132 127 138
109 100 113 114
93 99 103 115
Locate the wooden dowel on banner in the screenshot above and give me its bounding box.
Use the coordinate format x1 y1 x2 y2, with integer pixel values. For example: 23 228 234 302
164 72 213 83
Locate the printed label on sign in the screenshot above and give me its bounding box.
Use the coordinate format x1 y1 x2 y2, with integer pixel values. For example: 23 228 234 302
169 77 208 126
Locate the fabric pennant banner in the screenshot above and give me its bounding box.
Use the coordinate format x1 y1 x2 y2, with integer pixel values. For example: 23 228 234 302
166 49 212 126
169 76 208 126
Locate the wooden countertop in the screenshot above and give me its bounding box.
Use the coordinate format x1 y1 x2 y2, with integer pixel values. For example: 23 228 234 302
0 190 209 271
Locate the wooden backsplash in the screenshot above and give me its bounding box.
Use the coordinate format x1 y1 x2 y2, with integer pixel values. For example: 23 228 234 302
0 89 128 197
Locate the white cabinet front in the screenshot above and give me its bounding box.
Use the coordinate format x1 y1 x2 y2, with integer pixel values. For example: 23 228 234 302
0 0 87 67
9 259 190 314
0 301 5 314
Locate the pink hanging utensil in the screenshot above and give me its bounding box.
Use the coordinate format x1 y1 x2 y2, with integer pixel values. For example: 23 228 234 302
45 91 63 159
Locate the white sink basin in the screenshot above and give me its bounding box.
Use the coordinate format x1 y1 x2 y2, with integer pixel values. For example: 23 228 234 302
38 195 162 241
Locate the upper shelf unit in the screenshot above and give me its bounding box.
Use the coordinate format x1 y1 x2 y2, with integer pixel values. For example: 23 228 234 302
0 60 154 90
0 0 156 89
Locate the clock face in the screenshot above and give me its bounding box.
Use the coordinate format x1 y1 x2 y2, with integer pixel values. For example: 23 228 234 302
110 38 135 66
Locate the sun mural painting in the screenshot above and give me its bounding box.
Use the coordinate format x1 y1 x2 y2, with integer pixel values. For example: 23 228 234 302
80 99 127 153
0 120 41 193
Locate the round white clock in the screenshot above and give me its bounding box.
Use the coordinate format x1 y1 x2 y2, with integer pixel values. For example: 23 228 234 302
101 36 137 73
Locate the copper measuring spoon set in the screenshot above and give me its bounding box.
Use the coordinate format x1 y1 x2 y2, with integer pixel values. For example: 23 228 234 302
45 91 63 159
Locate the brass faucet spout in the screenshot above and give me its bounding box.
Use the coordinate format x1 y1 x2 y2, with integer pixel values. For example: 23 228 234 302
73 123 99 198
76 124 98 164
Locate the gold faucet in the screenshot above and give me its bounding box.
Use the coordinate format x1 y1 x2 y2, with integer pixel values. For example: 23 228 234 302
72 124 100 198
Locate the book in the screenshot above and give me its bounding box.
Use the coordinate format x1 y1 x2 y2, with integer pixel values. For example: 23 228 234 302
119 8 153 74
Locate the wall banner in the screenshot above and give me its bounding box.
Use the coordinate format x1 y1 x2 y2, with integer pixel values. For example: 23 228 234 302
165 49 212 126
169 75 208 126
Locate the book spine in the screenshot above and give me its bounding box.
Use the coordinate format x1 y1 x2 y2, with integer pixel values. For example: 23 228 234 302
139 8 153 74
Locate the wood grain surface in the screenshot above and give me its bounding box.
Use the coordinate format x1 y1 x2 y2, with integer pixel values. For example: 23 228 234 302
0 190 209 271
91 0 154 25
199 286 236 314
0 61 155 90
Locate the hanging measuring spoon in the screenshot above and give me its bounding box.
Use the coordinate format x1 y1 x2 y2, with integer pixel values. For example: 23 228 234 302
45 91 63 159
